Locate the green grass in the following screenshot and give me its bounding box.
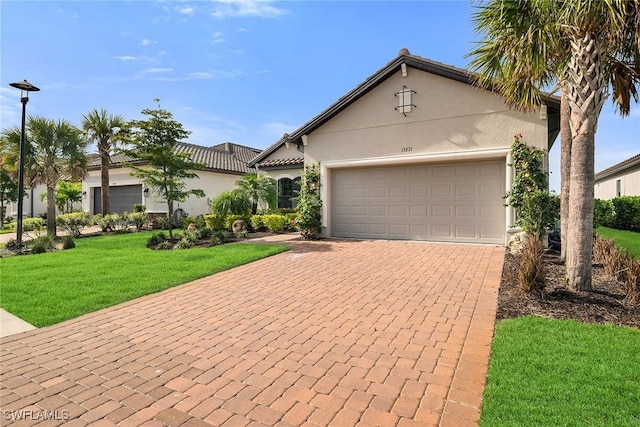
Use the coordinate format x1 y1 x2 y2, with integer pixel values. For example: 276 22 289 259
597 226 640 258
481 317 640 426
1 232 288 327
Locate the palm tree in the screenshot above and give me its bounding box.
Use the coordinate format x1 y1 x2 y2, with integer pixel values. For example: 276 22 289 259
1 117 88 236
468 0 639 290
235 172 277 214
82 108 125 216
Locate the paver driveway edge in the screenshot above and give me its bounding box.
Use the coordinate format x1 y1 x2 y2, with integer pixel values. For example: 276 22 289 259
440 248 504 427
0 239 505 427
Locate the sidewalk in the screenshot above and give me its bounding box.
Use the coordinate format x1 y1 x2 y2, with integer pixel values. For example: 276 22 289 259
0 309 36 337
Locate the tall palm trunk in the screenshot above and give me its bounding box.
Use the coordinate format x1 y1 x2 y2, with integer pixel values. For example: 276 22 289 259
565 33 606 291
560 83 572 262
46 186 56 237
100 144 111 215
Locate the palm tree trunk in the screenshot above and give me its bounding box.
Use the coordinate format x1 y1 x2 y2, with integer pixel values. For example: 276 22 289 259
560 83 572 262
101 150 110 215
565 33 606 291
47 186 56 237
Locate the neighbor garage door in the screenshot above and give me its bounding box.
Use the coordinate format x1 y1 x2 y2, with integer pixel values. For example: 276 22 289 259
331 160 505 244
93 185 142 215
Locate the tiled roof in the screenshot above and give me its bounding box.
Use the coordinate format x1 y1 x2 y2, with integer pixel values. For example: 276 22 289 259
89 142 261 174
258 158 304 168
595 153 640 181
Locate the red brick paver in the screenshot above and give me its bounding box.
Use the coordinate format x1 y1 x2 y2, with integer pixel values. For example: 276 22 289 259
0 239 504 426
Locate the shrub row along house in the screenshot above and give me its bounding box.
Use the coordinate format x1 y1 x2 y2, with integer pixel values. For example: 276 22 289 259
10 49 569 244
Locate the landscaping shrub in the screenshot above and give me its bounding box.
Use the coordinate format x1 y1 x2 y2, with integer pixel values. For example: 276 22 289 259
56 212 90 237
128 211 146 231
175 232 197 249
196 227 212 239
285 213 297 230
212 230 229 245
133 203 146 213
621 255 640 304
516 233 546 293
296 164 323 239
262 214 288 233
146 232 167 248
61 235 76 250
518 190 559 237
204 214 225 231
594 199 615 228
21 217 45 232
611 196 640 232
29 235 54 254
211 190 251 218
225 214 250 230
250 215 264 231
593 235 624 280
156 240 173 250
93 213 121 232
182 215 205 230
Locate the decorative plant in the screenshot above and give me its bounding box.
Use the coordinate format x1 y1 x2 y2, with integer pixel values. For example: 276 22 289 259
296 164 322 239
505 135 558 236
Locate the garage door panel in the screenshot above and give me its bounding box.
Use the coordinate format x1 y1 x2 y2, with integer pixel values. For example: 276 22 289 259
332 160 505 244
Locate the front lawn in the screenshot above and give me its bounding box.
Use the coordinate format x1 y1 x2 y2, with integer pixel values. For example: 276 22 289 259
1 232 288 327
597 226 640 258
481 317 640 426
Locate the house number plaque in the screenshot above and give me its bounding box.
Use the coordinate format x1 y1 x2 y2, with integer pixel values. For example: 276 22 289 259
401 147 413 152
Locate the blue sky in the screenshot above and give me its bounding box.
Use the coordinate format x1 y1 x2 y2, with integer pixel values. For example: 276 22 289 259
1 0 638 192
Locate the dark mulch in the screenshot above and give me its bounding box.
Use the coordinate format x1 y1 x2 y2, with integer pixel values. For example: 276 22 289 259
498 249 640 329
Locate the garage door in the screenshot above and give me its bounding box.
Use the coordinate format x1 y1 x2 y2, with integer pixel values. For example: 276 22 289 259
93 185 142 215
331 160 505 244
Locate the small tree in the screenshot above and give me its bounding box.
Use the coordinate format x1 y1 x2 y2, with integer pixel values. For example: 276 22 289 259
120 104 205 238
235 172 277 214
0 167 18 228
55 181 83 213
296 164 322 239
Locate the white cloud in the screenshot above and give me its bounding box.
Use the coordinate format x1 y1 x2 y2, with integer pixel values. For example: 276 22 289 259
210 0 287 19
141 67 174 74
140 39 157 46
177 5 195 16
213 32 226 43
113 55 139 61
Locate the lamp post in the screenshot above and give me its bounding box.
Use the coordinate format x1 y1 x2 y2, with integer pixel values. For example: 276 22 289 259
9 80 40 246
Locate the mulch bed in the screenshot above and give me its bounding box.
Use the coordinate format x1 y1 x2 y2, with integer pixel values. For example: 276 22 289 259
497 249 640 329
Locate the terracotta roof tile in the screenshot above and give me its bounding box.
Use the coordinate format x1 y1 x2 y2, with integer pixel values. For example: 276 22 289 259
89 142 261 174
257 158 304 168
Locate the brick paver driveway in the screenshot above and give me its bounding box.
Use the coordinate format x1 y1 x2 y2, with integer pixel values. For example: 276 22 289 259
1 239 504 426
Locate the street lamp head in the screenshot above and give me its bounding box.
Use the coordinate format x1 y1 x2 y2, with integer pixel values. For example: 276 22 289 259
9 80 40 92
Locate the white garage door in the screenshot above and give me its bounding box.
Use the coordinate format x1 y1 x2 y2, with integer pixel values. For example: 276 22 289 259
331 160 505 244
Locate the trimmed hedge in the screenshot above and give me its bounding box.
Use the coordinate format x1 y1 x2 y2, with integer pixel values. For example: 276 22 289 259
596 196 640 232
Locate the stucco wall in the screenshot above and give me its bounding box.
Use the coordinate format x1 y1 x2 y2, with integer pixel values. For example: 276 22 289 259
303 69 549 165
83 167 242 217
594 164 640 199
7 184 48 219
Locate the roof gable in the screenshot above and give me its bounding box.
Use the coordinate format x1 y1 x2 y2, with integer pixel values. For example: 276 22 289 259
249 48 561 167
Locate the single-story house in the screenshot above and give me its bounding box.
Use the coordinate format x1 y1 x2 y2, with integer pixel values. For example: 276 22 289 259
249 48 560 244
6 184 48 219
83 142 260 218
594 153 640 199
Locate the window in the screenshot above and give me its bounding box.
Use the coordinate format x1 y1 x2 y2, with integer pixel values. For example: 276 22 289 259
278 177 300 209
616 179 621 197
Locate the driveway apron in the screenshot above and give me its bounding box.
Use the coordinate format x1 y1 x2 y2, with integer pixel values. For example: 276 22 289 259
0 239 504 426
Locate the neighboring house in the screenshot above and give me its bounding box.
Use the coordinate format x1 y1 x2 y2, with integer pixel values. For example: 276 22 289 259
6 184 48 219
594 153 640 199
249 48 560 244
83 142 260 218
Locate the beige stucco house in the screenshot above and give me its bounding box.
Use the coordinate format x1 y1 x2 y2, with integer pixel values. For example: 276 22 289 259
594 153 640 199
249 49 560 244
83 142 260 219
